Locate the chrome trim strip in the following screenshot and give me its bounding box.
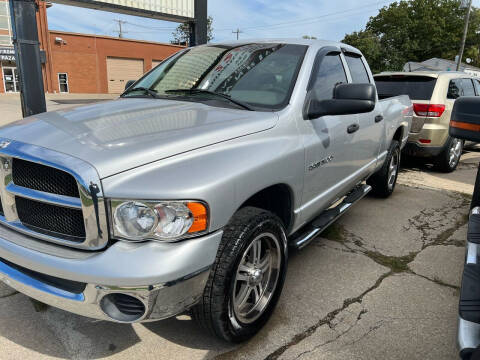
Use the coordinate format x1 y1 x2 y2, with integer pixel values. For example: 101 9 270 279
466 242 479 265
458 317 480 351
0 138 109 250
6 183 82 209
0 258 84 301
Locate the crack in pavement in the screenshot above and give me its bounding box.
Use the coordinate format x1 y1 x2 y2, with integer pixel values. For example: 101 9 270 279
263 271 392 360
263 189 469 360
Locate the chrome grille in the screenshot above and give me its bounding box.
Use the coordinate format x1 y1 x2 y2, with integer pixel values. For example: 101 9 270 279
16 197 86 241
0 139 109 250
12 158 80 197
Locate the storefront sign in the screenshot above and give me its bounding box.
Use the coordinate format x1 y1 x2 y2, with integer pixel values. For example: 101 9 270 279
0 48 15 62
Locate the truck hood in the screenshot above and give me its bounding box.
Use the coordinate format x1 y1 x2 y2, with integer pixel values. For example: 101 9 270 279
0 98 277 178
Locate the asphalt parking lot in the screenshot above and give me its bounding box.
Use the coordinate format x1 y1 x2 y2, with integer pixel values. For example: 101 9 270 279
0 94 477 359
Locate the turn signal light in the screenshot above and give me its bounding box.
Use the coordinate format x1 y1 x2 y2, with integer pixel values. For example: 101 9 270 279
187 202 208 233
450 120 480 132
413 104 445 118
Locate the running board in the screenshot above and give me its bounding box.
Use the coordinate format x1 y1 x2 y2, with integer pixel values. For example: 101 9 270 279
290 184 372 250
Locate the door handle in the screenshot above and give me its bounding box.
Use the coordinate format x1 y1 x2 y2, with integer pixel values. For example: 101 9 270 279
347 124 359 134
375 115 384 123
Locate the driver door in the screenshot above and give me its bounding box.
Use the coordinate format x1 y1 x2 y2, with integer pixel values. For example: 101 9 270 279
298 50 359 223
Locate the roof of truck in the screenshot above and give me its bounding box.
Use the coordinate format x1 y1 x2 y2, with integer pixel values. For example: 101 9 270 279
374 71 474 79
208 38 360 52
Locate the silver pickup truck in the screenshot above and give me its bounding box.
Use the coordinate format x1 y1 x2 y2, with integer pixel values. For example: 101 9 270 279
0 39 412 342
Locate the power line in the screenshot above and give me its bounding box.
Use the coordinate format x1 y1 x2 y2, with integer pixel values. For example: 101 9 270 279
122 20 177 31
236 0 394 31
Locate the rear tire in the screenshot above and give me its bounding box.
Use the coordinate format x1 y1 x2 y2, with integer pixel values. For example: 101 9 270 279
367 140 400 198
192 207 288 343
434 137 463 173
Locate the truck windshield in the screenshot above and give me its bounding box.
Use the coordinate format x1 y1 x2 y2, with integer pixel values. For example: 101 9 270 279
122 43 308 110
375 75 437 101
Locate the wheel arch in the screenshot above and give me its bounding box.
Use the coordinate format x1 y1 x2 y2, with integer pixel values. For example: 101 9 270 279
238 184 294 232
392 126 404 144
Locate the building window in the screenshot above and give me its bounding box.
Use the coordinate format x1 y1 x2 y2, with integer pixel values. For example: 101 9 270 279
58 73 69 93
0 35 10 46
0 2 8 30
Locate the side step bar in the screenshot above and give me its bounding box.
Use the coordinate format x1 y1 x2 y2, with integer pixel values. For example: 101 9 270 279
290 184 372 250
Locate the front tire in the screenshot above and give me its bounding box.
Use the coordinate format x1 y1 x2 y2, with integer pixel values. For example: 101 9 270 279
192 207 288 342
367 140 400 198
434 137 463 173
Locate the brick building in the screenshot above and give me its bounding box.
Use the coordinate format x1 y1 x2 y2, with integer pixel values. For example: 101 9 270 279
0 0 183 94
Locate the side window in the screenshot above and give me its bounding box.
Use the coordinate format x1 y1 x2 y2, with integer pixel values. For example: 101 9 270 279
462 79 476 96
448 79 463 99
311 53 347 100
345 55 370 84
475 79 480 96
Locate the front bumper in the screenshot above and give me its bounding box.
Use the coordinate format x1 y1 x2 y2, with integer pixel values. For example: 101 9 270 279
0 225 223 323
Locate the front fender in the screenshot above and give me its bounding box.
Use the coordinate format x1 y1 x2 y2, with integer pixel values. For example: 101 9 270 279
101 128 304 233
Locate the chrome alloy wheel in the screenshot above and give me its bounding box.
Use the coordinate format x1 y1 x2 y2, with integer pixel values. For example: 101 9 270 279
231 233 281 324
449 138 462 169
388 148 400 191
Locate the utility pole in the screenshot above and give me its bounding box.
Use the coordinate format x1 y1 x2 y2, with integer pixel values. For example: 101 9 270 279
232 28 242 40
456 0 473 71
114 19 127 38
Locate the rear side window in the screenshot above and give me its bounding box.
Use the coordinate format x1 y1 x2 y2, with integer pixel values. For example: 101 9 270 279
447 78 475 99
375 76 437 100
462 79 476 96
474 79 480 95
448 79 462 99
311 53 347 100
345 55 370 83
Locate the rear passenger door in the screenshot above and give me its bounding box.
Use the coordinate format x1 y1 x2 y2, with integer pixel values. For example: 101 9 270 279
344 52 383 175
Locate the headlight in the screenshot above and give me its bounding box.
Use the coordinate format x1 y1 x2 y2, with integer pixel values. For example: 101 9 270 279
111 200 208 242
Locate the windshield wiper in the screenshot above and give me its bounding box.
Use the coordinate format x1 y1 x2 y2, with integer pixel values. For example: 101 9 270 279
165 89 254 111
122 87 159 98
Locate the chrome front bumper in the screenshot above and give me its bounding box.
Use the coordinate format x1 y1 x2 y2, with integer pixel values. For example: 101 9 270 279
0 226 223 323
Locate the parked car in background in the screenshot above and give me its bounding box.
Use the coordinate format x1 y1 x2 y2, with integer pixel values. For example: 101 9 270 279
374 71 480 172
0 40 411 342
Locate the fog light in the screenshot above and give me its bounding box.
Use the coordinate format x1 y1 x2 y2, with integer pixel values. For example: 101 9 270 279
100 293 146 323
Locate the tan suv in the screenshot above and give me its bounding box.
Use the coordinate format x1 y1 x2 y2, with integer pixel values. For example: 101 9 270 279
374 71 480 172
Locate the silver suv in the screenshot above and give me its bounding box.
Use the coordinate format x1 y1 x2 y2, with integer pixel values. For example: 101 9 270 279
374 71 480 172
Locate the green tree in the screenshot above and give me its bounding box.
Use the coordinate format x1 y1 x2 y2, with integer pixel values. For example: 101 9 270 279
172 16 214 45
342 0 480 73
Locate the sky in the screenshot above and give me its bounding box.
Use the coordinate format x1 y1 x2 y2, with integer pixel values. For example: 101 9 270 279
47 0 480 44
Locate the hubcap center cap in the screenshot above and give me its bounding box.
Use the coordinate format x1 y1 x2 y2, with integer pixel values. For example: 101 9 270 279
248 269 263 286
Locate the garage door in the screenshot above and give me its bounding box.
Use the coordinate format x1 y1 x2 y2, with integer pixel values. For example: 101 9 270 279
106 57 144 94
152 60 163 69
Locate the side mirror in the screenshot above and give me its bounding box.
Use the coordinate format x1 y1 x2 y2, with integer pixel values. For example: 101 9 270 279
449 97 480 142
125 80 136 91
305 83 376 120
